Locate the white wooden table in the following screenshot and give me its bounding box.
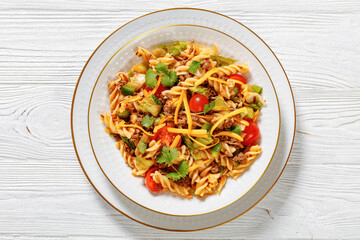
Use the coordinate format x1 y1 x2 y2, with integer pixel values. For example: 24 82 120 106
1 1 359 239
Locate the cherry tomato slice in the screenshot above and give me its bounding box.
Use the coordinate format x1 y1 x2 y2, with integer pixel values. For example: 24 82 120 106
229 74 247 89
189 94 209 112
242 122 260 146
153 126 181 147
144 84 168 98
145 167 162 192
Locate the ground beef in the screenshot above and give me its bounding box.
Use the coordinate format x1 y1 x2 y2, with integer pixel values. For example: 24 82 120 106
158 93 170 105
175 176 191 188
191 114 202 125
130 128 142 145
177 111 188 128
163 101 176 117
208 87 218 98
223 118 235 129
210 162 220 174
200 58 213 71
219 135 243 148
233 152 247 164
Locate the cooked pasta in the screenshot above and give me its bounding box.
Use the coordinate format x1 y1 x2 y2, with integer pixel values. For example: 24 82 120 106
101 41 264 197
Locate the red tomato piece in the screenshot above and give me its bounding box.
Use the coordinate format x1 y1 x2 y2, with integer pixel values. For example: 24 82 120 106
145 167 162 192
229 74 247 89
153 126 181 147
189 94 209 112
144 84 168 98
242 122 260 146
144 86 152 92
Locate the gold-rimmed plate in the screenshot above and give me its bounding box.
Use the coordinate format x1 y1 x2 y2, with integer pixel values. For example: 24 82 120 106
88 24 280 216
72 8 295 230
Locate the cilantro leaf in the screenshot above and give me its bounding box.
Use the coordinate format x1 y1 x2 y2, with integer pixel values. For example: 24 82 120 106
141 115 155 128
156 146 178 165
188 59 202 74
145 69 158 88
161 75 171 87
178 160 189 177
161 70 178 87
210 55 236 66
202 101 215 114
166 161 189 181
189 86 209 96
154 63 169 75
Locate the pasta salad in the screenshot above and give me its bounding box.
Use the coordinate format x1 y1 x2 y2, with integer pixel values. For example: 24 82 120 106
101 41 265 197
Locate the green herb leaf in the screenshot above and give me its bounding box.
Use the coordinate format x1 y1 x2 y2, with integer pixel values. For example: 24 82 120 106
154 63 169 75
120 136 135 150
156 146 178 165
166 160 189 181
210 55 236 66
202 101 215 114
189 86 209 96
188 59 202 74
145 69 158 88
141 115 155 128
161 70 178 87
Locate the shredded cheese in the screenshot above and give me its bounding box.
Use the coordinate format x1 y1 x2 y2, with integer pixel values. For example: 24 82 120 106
168 128 207 137
253 110 260 122
188 159 212 172
214 45 217 55
182 91 192 134
117 124 154 136
208 77 230 85
229 79 245 86
233 117 250 126
149 75 162 96
210 107 247 135
120 95 141 104
194 68 219 87
153 123 166 133
174 90 185 124
199 139 220 150
213 131 244 142
170 135 181 149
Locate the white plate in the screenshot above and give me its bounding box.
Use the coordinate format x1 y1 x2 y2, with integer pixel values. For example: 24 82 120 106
88 24 280 216
72 8 295 231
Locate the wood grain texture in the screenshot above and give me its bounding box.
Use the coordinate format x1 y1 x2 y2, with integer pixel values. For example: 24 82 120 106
0 0 359 239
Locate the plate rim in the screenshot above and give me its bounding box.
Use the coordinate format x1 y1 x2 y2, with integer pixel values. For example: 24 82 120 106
71 7 296 231
87 23 281 216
